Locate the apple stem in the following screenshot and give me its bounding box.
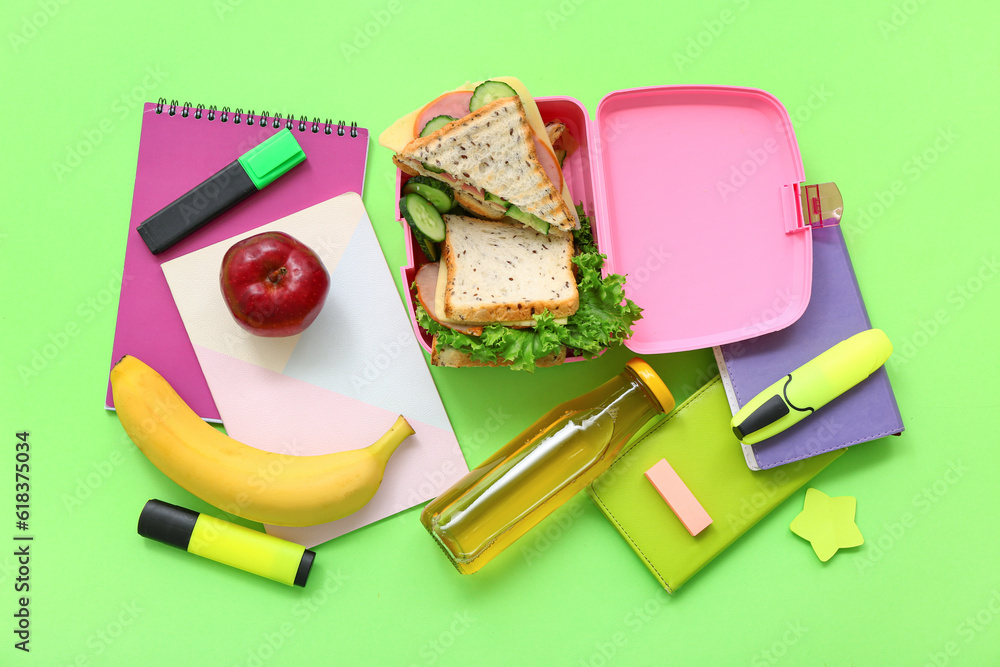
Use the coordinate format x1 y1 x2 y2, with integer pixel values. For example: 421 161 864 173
267 267 287 284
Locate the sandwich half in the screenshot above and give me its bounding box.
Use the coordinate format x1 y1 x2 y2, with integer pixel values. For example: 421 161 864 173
414 214 576 368
394 97 577 233
381 77 579 234
413 206 642 372
439 215 578 324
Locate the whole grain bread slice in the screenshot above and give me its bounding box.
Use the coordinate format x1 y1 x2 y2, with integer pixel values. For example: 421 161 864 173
441 215 578 323
396 97 577 232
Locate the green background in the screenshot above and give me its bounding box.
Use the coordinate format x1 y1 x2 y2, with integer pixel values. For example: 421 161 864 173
2 0 998 664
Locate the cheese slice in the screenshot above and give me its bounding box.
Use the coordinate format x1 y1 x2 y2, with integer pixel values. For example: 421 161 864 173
379 77 578 225
433 259 568 328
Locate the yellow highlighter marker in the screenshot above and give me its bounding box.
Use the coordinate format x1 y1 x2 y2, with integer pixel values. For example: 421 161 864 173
137 499 315 587
731 329 893 445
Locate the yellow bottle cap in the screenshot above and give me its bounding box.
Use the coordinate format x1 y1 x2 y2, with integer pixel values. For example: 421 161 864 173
626 358 675 413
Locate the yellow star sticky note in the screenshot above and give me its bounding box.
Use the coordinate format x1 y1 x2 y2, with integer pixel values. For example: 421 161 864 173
790 488 864 562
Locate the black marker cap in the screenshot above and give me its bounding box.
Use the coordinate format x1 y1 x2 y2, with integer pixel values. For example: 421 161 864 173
733 394 790 441
294 549 316 588
137 499 198 551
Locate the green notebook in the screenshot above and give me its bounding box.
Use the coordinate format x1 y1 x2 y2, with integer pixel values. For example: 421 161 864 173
587 376 843 593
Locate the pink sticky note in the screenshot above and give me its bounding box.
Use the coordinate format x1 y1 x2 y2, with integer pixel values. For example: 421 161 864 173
644 459 713 536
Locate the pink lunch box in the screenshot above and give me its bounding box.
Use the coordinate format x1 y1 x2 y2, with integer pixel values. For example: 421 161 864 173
394 86 842 362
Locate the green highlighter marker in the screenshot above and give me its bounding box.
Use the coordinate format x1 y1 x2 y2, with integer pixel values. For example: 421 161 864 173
136 128 306 254
731 329 894 445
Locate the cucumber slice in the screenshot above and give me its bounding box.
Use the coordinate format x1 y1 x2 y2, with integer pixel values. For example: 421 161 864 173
484 191 510 211
420 116 457 172
400 193 447 262
469 81 519 112
506 205 550 235
555 149 567 167
403 176 455 213
419 115 455 138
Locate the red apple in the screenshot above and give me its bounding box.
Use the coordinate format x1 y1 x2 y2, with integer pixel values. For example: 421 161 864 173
220 231 330 337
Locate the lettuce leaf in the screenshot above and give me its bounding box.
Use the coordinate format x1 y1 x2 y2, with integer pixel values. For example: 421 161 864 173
419 205 642 371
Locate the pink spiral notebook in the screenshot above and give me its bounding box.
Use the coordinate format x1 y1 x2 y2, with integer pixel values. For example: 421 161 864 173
107 100 368 420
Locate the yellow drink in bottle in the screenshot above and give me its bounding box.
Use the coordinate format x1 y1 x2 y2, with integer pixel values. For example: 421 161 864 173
421 359 673 574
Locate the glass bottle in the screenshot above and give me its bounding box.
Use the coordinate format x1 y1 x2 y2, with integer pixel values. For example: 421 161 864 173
420 358 674 574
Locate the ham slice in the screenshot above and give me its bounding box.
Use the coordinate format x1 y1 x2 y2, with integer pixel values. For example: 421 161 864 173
414 263 482 336
429 171 485 199
413 92 475 138
534 136 564 194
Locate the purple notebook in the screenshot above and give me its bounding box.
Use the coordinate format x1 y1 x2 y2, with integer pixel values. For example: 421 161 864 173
107 102 368 421
714 225 904 470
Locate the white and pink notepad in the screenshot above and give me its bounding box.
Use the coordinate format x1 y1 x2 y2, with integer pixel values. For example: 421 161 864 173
161 193 469 547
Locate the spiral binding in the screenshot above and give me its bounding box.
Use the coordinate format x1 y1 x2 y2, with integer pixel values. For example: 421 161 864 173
154 98 359 137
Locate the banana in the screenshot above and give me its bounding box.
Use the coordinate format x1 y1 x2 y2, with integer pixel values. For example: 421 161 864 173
110 355 414 527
